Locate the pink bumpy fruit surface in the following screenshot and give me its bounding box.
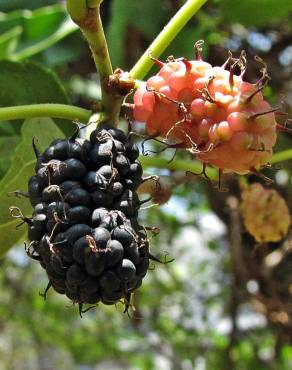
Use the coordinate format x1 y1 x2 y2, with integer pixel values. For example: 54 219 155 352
240 183 290 243
133 54 277 174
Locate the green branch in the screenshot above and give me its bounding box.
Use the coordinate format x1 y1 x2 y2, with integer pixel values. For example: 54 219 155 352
140 149 292 181
0 104 92 123
66 0 121 126
140 156 218 181
130 0 207 80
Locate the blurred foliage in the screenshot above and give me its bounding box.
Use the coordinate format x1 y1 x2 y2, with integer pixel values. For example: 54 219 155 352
0 4 78 62
0 0 56 12
107 0 168 68
220 0 292 27
0 0 291 369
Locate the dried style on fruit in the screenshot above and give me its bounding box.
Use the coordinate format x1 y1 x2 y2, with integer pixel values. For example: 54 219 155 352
13 124 152 314
240 183 291 243
133 42 280 175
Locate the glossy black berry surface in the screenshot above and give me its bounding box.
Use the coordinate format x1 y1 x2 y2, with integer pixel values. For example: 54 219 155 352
26 124 149 311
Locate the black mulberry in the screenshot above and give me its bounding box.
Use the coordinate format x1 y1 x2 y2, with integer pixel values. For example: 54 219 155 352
19 123 154 315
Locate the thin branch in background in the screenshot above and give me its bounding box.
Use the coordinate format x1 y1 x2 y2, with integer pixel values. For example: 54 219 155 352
225 195 246 370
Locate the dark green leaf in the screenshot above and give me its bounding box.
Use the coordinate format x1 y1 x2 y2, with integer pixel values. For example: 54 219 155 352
107 0 166 68
39 34 86 67
221 0 292 27
107 0 131 68
130 0 166 39
0 60 72 135
0 1 56 12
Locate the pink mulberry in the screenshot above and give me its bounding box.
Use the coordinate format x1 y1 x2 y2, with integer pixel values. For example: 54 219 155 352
133 43 278 175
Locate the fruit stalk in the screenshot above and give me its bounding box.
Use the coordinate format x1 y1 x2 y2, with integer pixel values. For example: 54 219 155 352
0 104 92 123
66 0 120 126
130 0 208 80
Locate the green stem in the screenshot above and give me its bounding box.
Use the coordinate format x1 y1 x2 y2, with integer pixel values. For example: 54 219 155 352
130 0 207 80
271 149 292 164
87 0 101 7
66 0 87 19
66 0 121 126
0 104 92 122
140 151 292 179
139 156 218 181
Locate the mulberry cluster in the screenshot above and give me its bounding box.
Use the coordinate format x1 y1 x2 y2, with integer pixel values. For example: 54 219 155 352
240 183 290 243
19 124 150 312
133 43 278 174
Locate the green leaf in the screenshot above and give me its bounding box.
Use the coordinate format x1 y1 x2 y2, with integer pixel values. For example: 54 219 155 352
0 117 64 258
0 60 72 180
34 33 85 68
0 136 19 178
0 121 21 179
221 0 292 27
0 60 72 134
0 120 19 136
11 19 78 62
130 0 166 39
107 0 166 68
281 345 292 364
0 1 56 12
107 0 131 68
0 5 78 61
18 6 65 40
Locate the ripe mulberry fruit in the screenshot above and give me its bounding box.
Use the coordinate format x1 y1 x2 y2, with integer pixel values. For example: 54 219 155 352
13 124 151 314
133 42 278 174
240 183 290 243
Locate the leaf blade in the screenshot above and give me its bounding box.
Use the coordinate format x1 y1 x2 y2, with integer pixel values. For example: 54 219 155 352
0 117 64 257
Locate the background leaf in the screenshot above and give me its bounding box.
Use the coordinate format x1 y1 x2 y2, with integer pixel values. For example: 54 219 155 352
0 136 18 178
220 0 292 27
107 0 165 68
0 60 72 179
0 1 56 12
0 5 78 61
0 60 69 109
0 117 64 257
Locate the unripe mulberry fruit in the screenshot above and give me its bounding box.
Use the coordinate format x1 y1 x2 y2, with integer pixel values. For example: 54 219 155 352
133 43 278 174
240 183 290 243
14 124 153 314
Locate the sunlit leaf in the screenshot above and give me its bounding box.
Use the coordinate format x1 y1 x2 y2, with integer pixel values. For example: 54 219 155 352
0 117 64 257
